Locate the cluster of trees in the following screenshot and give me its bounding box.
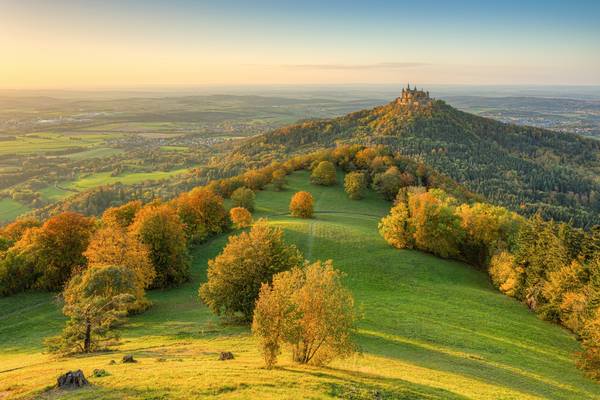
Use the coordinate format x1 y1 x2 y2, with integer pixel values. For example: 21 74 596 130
199 220 356 367
379 187 600 378
245 97 600 227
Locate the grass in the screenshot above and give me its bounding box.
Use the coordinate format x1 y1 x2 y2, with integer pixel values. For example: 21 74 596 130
0 170 598 399
0 199 31 223
0 132 119 156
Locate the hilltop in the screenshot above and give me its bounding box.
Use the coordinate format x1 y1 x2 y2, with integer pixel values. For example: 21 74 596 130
237 87 600 226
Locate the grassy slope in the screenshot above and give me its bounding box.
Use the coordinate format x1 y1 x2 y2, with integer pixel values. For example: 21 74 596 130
0 199 31 223
0 171 598 399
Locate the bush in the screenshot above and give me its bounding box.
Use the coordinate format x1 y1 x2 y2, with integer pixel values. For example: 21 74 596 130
378 202 413 249
231 187 256 211
310 161 336 186
289 191 314 218
489 251 522 297
199 220 303 321
344 171 367 200
129 204 190 288
252 260 357 368
230 207 252 229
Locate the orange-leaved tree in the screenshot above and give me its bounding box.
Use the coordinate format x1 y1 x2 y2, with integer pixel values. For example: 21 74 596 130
289 191 314 218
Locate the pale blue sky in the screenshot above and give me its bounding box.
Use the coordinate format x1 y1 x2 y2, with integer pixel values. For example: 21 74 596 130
1 0 599 87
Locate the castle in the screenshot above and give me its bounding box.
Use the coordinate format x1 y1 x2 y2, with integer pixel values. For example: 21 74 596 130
397 84 431 106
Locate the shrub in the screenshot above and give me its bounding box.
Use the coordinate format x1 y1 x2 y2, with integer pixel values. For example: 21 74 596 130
344 171 367 200
230 207 252 229
243 170 269 191
129 204 190 288
289 191 314 218
199 220 303 321
252 260 357 368
372 166 403 201
231 187 256 211
310 161 336 186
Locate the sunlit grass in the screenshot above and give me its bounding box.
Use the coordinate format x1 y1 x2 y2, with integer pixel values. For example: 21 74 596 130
0 171 598 399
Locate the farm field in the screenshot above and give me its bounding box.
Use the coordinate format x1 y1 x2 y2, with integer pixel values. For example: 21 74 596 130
0 171 597 399
0 199 30 223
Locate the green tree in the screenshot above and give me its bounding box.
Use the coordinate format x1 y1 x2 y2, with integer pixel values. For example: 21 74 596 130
129 204 190 288
271 169 287 191
45 265 137 354
372 166 403 201
199 220 303 321
344 171 367 200
231 187 256 211
252 260 357 368
310 161 337 186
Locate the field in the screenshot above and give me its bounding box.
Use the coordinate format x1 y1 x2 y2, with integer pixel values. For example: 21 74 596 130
0 199 30 223
0 171 598 399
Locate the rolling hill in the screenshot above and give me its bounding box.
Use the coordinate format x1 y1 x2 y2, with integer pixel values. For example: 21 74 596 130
1 170 598 399
236 88 600 227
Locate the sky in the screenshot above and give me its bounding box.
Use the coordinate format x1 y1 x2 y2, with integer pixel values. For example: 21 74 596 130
1 0 599 89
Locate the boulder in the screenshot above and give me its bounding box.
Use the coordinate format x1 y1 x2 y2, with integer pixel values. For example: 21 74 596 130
122 354 137 363
57 370 89 389
219 351 234 361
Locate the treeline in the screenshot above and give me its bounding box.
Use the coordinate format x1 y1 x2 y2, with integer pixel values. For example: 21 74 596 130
379 187 600 379
242 97 600 227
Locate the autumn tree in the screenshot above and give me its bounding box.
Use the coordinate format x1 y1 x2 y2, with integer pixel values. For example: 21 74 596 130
344 171 367 200
102 200 142 229
231 187 256 211
289 191 314 218
129 204 190 288
0 217 41 244
45 265 137 354
578 310 600 379
244 170 269 191
271 169 287 191
14 212 95 291
408 190 463 259
199 220 303 321
372 166 404 201
379 201 413 249
230 207 252 229
489 251 522 298
252 260 357 368
310 161 337 186
84 226 155 311
175 187 228 242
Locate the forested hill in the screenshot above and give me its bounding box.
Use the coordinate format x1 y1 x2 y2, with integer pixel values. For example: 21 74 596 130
238 88 600 226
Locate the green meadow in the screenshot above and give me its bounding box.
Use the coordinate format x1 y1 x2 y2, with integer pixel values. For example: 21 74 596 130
0 171 598 399
0 199 31 223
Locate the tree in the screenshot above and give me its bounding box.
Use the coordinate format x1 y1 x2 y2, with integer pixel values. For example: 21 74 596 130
230 207 252 229
344 171 367 200
578 309 600 380
199 220 303 321
175 187 228 242
0 217 41 244
84 226 155 311
289 191 314 218
14 212 95 291
310 161 337 186
231 187 256 211
489 251 522 298
244 170 269 191
271 169 287 191
372 166 403 201
129 204 190 288
408 190 463 259
378 201 413 249
102 200 142 229
252 260 357 368
45 265 137 354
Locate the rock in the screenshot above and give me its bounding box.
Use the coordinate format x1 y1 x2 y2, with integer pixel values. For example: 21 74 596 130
92 369 109 378
57 370 89 389
122 354 137 363
108 360 116 365
219 351 234 361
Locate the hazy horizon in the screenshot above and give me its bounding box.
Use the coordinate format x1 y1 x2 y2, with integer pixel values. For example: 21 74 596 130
1 0 599 89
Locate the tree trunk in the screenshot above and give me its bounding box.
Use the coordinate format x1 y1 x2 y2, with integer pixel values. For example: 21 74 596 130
84 320 91 353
